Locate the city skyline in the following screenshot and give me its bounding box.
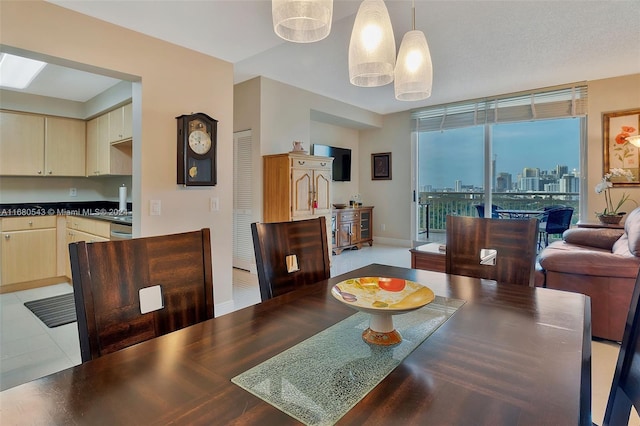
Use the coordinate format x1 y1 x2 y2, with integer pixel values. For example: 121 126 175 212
419 118 581 190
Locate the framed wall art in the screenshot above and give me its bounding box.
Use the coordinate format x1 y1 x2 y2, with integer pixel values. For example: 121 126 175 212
603 108 640 186
371 152 392 180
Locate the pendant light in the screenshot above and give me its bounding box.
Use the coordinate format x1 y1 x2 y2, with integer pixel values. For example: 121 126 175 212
394 0 433 100
272 0 333 43
348 0 396 87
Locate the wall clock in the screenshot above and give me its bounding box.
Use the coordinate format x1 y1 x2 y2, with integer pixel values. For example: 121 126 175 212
176 112 218 186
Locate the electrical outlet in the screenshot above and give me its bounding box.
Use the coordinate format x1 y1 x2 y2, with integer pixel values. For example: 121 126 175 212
69 188 77 197
150 199 161 216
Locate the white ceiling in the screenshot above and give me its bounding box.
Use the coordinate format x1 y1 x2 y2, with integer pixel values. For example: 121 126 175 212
11 1 640 114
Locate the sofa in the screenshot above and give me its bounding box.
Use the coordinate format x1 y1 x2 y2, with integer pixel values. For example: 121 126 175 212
538 206 640 341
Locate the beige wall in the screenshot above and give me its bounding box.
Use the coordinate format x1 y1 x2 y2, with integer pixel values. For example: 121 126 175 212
234 76 381 224
587 74 640 220
359 112 413 246
310 121 360 205
1 1 235 313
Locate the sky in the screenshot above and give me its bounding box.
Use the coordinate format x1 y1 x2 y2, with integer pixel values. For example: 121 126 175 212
418 118 581 189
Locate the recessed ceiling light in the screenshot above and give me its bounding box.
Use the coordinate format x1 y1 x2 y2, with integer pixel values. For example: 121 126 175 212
0 53 47 89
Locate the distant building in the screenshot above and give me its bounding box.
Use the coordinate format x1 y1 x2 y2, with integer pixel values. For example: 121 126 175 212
519 176 540 191
544 183 560 192
455 180 462 192
496 172 512 192
555 165 569 178
560 174 580 195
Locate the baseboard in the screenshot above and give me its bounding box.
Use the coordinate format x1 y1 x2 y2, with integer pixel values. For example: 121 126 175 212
373 237 413 247
0 276 68 294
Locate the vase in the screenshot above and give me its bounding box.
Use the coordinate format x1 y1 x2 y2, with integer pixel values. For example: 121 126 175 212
597 214 624 225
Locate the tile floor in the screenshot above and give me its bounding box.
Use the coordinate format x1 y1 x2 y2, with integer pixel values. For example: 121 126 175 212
0 242 635 424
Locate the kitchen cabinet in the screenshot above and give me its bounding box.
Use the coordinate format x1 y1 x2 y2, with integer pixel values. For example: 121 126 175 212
64 216 110 277
0 111 86 176
1 216 57 286
0 112 44 175
108 103 132 143
86 106 132 176
45 116 86 176
263 153 333 222
332 207 374 254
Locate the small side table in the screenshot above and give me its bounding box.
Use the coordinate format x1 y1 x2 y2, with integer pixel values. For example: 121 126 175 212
410 242 446 273
576 220 624 229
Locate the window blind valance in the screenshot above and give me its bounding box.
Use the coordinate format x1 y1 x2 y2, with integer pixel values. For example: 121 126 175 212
412 84 587 132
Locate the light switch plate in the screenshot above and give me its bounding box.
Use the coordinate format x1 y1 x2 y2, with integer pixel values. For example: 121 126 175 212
150 199 161 216
139 285 163 314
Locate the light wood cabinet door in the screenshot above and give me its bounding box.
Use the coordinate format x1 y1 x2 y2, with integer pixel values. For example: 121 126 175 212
86 117 98 176
86 115 110 176
108 103 132 143
45 116 86 176
0 111 45 176
97 114 111 174
122 103 132 140
1 228 56 285
314 169 332 215
291 168 313 218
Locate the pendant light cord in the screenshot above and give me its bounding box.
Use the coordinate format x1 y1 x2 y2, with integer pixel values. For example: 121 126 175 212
412 0 416 31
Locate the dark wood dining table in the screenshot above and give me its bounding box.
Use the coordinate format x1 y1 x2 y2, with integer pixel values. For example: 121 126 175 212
0 264 591 425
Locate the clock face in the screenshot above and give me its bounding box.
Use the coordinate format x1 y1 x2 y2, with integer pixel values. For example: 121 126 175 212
188 130 212 155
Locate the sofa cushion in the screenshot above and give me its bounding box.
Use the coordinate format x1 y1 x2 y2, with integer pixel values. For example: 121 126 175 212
563 227 624 250
539 240 640 278
625 207 640 255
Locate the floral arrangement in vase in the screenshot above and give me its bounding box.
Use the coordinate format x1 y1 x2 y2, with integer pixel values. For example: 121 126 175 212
595 168 636 223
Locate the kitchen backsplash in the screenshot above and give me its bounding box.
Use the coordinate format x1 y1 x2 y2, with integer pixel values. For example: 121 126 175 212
0 175 132 204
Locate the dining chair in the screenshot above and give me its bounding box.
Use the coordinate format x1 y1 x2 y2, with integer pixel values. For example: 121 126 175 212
251 216 331 301
602 269 640 425
69 228 214 362
446 215 539 286
474 204 501 219
538 207 574 248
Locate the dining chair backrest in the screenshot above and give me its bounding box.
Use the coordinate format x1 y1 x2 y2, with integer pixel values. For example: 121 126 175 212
446 215 539 286
539 207 574 248
603 269 640 425
474 204 501 219
251 216 330 302
69 228 214 362
543 207 574 234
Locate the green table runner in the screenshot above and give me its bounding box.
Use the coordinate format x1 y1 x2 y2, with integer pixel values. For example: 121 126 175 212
231 296 464 425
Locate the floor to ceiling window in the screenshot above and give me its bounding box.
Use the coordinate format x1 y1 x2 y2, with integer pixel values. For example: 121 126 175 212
413 85 587 241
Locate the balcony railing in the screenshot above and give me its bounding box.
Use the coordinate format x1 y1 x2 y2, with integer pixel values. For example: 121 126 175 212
418 191 579 236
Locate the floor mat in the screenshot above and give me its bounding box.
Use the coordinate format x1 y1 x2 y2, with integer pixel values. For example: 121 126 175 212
24 293 77 328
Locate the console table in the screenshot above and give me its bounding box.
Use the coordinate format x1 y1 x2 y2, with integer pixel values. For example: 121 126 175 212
332 207 373 254
576 220 624 229
410 242 446 273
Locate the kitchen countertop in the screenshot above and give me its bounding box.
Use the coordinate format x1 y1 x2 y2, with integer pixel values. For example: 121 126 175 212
0 201 133 226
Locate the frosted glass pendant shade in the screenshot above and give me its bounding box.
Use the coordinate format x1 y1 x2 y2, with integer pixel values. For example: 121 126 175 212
272 0 333 43
348 0 396 87
394 30 433 101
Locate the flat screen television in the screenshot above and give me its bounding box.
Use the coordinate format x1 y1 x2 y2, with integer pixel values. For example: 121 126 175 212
312 144 351 182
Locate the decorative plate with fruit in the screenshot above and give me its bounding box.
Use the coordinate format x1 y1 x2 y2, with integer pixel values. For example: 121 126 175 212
331 277 435 314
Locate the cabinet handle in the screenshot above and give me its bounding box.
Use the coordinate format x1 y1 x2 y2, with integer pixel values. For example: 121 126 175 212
320 162 326 166
37 170 42 174
48 171 52 175
28 221 33 226
298 160 305 165
4 234 9 239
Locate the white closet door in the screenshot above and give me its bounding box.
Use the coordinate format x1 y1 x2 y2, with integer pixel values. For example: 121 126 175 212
233 130 254 271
